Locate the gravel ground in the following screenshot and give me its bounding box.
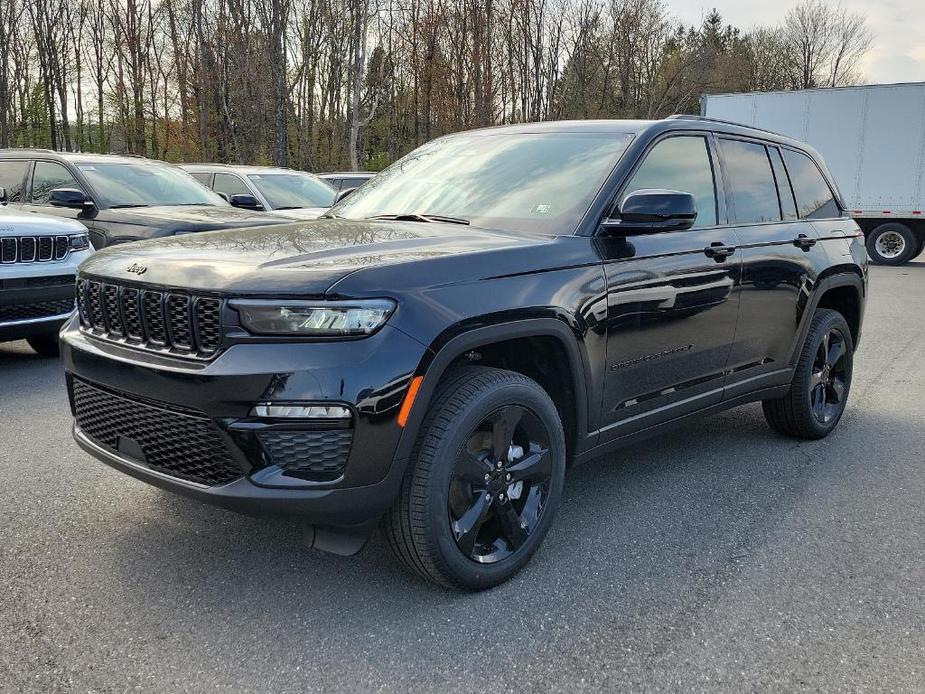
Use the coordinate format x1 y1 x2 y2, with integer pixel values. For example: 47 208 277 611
1 263 923 693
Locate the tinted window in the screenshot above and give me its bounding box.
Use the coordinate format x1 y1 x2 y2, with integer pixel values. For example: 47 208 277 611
31 161 84 204
335 132 635 235
0 160 29 203
718 139 780 224
781 149 840 219
189 172 212 186
213 173 252 197
623 136 717 228
769 148 797 220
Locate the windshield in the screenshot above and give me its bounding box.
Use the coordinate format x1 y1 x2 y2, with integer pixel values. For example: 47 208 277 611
331 131 634 234
247 173 336 209
76 161 226 208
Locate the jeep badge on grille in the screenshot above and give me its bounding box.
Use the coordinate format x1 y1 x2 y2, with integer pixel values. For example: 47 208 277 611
126 262 147 275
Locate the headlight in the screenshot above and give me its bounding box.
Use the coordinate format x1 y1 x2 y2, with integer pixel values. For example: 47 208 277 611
69 233 90 251
231 299 396 337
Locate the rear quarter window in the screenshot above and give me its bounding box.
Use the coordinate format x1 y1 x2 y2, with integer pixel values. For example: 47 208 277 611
781 149 840 219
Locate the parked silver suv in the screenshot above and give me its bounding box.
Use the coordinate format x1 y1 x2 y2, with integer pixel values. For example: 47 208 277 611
0 207 92 356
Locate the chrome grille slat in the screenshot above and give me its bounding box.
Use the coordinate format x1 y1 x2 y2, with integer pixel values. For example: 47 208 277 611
76 278 223 360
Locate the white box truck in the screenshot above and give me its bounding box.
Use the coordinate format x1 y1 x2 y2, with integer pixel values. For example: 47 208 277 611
702 82 925 265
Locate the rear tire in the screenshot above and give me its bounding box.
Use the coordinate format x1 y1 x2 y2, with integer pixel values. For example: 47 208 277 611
26 333 60 357
382 366 565 591
865 222 917 265
762 309 853 440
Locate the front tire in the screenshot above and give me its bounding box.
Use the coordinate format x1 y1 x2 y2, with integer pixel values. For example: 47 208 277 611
762 309 853 439
866 222 918 265
383 366 566 590
26 333 60 357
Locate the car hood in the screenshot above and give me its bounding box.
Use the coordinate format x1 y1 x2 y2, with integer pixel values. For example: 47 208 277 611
77 218 557 296
95 204 291 231
0 209 87 236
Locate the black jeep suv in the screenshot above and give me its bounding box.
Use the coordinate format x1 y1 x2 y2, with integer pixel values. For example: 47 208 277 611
61 117 867 590
0 150 288 248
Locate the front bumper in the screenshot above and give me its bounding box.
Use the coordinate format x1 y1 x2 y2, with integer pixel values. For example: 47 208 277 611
0 278 75 341
62 315 429 526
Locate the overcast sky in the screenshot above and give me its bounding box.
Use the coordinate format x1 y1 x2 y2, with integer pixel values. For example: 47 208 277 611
670 0 925 85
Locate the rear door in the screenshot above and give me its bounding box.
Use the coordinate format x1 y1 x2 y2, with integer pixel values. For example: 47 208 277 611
599 133 741 440
719 138 830 399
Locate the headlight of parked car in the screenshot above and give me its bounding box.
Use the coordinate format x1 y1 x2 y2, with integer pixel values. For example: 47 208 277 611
69 233 90 251
231 299 396 337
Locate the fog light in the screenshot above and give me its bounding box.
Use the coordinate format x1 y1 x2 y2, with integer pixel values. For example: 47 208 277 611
251 403 351 419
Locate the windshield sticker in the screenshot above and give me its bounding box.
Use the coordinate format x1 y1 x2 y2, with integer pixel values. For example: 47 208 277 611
532 204 552 215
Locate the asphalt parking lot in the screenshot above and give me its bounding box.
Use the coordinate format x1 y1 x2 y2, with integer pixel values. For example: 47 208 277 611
2 263 923 693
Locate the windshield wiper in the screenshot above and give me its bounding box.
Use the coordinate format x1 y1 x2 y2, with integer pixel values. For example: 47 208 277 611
366 212 470 226
274 205 307 210
109 203 150 209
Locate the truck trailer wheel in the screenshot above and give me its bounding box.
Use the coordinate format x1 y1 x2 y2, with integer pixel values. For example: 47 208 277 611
865 223 918 265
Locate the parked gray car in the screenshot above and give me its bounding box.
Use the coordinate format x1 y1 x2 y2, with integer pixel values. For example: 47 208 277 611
181 164 337 220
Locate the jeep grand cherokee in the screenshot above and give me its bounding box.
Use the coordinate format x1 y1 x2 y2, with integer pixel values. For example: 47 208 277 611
61 117 867 590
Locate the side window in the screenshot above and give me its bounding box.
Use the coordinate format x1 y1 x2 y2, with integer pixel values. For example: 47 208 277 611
0 160 29 203
769 148 798 220
781 149 840 219
31 161 84 204
717 138 780 224
623 136 717 228
212 173 251 198
189 172 212 186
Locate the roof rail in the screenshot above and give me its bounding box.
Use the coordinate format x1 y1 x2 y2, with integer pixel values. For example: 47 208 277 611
666 114 783 137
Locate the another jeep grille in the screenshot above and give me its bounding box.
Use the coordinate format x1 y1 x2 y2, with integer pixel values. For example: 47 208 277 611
76 278 223 359
72 378 243 487
0 235 71 263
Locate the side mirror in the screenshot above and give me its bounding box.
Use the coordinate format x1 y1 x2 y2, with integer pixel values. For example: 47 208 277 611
229 193 264 211
602 189 697 234
334 186 357 204
49 188 94 209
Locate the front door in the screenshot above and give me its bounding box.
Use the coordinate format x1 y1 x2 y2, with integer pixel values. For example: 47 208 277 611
599 134 741 441
21 160 94 227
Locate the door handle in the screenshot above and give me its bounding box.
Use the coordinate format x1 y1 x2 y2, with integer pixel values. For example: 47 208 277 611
704 242 736 260
793 234 817 250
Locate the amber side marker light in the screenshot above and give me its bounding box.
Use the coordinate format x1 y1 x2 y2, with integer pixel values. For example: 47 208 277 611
397 376 424 428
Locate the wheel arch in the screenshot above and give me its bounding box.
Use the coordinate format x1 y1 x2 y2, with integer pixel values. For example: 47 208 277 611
392 318 594 467
792 270 865 363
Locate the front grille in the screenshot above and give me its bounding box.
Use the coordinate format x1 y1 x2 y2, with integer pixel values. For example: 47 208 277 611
0 235 71 263
72 378 243 487
257 430 352 476
76 278 223 359
0 297 74 323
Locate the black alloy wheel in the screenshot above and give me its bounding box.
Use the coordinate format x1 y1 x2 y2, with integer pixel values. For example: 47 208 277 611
383 366 565 590
763 308 854 440
448 405 552 563
809 328 849 424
